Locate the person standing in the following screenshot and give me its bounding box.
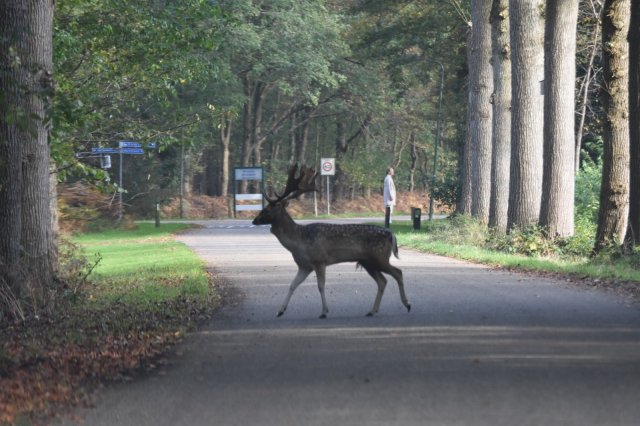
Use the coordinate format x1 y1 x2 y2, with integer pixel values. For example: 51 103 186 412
383 167 396 227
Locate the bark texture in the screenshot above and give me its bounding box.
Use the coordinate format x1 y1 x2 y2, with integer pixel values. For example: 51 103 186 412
627 0 640 245
457 29 474 216
469 0 494 223
595 0 630 251
489 0 511 233
0 0 56 308
507 0 545 230
540 0 579 238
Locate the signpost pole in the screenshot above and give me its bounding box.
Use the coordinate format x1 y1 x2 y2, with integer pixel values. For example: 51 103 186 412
82 141 150 223
327 175 330 215
118 149 123 222
320 158 335 216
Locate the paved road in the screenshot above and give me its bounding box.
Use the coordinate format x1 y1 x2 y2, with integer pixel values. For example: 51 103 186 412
66 219 640 425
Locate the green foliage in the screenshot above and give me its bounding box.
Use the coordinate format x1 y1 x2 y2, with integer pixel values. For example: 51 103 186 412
488 225 558 257
575 156 602 223
53 0 225 184
430 164 458 209
404 214 597 259
422 214 490 246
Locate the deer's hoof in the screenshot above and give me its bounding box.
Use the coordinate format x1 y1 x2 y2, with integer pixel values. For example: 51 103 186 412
406 304 412 312
319 313 327 319
277 311 285 317
366 312 374 317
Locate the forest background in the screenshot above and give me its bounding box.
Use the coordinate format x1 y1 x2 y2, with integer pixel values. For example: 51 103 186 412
2 0 640 322
2 0 640 421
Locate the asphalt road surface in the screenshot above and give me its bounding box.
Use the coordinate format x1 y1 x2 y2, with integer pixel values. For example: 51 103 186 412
64 219 640 426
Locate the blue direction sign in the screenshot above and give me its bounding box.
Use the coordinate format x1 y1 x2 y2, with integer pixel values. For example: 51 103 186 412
120 148 144 155
91 147 145 155
119 141 142 148
91 147 119 154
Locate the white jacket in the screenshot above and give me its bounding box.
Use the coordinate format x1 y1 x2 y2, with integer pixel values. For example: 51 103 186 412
383 174 396 206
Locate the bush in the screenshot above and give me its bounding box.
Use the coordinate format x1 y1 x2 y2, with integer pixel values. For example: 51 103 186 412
425 214 490 246
56 238 101 302
487 225 557 257
58 182 121 233
575 157 601 223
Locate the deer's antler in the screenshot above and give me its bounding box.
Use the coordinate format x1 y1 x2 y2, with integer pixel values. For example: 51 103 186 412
266 164 318 203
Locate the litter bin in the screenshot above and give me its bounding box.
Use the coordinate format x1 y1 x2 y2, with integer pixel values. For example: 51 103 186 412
411 207 421 230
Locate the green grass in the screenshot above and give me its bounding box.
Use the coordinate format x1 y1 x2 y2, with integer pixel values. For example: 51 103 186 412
389 220 640 284
74 223 211 306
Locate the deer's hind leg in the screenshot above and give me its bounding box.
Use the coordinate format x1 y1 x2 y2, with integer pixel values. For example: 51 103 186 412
360 262 388 316
382 263 411 312
278 267 312 317
314 265 329 319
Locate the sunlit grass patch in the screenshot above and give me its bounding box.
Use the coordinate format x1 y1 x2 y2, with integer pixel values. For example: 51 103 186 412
74 223 212 307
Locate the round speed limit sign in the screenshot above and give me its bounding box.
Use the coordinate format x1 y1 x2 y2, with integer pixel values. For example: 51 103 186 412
320 158 335 176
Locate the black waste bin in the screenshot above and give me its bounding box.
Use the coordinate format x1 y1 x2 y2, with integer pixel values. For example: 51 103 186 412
411 207 421 230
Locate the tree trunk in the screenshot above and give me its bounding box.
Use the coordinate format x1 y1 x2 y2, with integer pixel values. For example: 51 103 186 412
0 0 56 311
409 132 417 193
595 0 630 252
507 0 545 230
470 0 494 224
289 114 296 164
219 115 232 197
295 107 312 165
489 0 511 233
540 0 579 238
251 81 266 166
457 29 474 216
627 0 640 245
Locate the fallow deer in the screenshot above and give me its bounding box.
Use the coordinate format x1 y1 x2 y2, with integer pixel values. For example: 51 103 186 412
252 164 411 318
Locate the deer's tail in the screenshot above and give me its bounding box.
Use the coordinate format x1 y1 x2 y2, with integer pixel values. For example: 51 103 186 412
392 232 400 259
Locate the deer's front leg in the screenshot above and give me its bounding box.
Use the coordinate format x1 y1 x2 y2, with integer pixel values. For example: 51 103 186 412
277 267 312 317
315 265 329 319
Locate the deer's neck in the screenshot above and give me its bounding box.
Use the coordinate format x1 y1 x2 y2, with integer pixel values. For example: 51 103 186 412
269 211 302 252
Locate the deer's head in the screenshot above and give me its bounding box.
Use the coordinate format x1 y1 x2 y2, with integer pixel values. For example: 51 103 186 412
252 164 318 225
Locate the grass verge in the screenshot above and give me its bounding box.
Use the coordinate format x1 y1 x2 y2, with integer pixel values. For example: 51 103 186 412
390 220 640 294
0 223 217 424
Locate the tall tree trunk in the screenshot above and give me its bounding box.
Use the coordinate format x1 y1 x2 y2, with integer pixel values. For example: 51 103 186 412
0 0 56 311
540 0 579 238
489 0 511 233
0 87 23 298
470 0 494 224
627 0 640 245
507 0 545 230
288 114 296 164
409 132 417 193
334 121 348 199
295 107 312 165
240 73 253 194
251 81 265 166
595 0 630 252
457 29 474 216
219 115 232 197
